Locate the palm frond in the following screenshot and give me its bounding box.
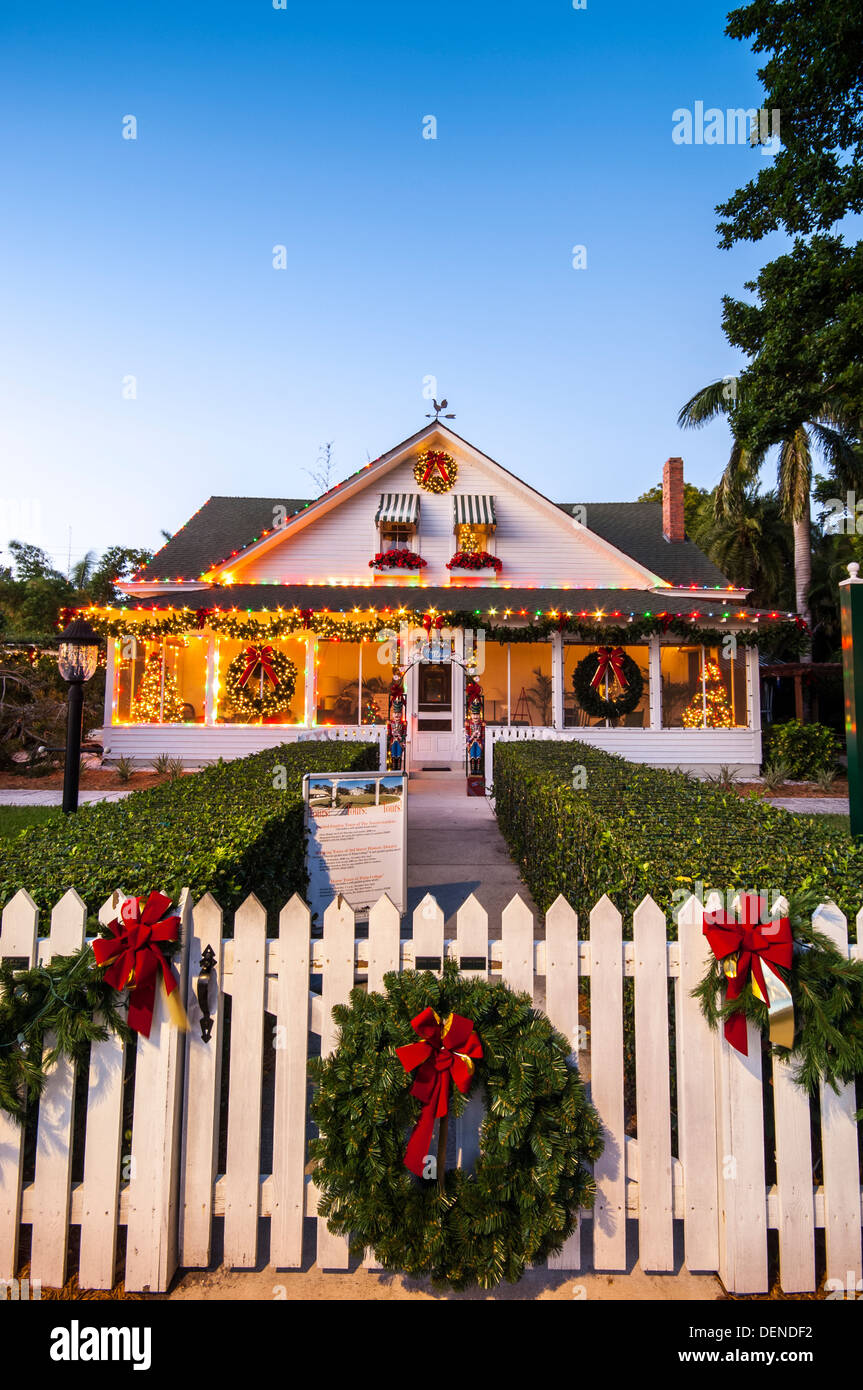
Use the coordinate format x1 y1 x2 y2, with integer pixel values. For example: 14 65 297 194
677 379 739 430
778 427 813 524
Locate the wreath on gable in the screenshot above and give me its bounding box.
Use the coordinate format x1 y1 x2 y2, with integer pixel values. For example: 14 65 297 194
572 647 644 720
413 449 458 494
224 645 297 720
309 961 603 1291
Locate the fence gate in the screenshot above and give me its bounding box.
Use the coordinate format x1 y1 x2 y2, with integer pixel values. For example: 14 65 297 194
1 887 861 1294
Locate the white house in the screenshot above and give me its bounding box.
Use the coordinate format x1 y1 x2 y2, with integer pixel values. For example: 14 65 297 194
86 422 802 775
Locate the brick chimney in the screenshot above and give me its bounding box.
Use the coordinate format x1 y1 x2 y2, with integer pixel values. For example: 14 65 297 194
662 456 685 542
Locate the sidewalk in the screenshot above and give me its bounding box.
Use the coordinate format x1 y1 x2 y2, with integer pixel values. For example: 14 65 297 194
0 788 134 804
405 771 539 929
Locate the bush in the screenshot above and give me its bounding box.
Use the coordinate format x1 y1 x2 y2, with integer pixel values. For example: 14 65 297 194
493 740 863 927
0 741 378 921
760 720 839 780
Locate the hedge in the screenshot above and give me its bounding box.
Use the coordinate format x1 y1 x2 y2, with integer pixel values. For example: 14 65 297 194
0 742 379 920
493 741 863 929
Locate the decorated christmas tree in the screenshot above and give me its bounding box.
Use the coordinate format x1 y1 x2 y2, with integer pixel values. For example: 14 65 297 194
131 654 185 723
681 658 734 729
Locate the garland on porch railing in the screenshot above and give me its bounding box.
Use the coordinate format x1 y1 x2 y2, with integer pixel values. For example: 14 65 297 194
693 890 863 1096
80 605 808 658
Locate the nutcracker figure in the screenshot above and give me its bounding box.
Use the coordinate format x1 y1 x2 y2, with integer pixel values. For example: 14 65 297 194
387 667 408 771
465 675 485 794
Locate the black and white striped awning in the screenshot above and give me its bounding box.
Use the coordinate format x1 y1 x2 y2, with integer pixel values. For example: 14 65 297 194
453 494 496 528
375 493 420 526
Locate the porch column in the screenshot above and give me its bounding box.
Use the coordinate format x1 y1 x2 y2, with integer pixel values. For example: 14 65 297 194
648 636 662 728
104 638 117 726
204 636 217 726
305 636 317 727
745 644 761 731
551 633 564 729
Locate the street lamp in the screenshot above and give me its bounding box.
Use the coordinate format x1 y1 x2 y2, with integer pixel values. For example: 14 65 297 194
57 616 101 813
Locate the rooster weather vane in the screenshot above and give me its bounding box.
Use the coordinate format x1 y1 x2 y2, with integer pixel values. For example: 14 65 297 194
426 398 456 422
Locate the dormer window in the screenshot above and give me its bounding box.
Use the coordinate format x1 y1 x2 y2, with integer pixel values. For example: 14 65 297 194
375 493 420 551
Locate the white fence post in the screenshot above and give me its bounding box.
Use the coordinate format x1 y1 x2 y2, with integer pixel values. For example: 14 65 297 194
124 888 192 1293
0 890 39 1281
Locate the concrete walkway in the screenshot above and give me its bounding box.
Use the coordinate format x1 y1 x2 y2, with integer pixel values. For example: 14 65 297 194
766 796 849 814
406 771 539 929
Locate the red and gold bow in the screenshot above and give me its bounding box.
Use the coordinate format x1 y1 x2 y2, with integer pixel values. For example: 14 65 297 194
93 892 188 1039
421 614 444 634
239 645 278 690
703 894 794 1056
396 1008 483 1177
590 645 627 691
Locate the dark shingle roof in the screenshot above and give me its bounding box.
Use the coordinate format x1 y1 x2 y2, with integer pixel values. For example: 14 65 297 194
125 584 734 618
137 496 312 581
557 502 730 587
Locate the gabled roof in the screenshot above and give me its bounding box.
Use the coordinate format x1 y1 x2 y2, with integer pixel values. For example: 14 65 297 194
557 502 730 589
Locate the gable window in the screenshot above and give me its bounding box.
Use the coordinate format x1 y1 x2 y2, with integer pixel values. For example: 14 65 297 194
453 495 496 555
375 493 420 552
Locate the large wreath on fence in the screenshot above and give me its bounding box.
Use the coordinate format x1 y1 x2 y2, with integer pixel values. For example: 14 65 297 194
224 645 297 719
572 647 643 720
309 961 603 1290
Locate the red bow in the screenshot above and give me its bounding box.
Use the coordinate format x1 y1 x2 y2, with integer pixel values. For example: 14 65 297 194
93 892 182 1039
396 1008 482 1177
422 614 444 633
703 894 793 1056
421 452 451 486
590 645 627 690
239 645 278 690
300 608 314 625
466 680 483 704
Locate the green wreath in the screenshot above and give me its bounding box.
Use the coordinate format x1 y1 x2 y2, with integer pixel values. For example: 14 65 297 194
572 649 644 720
309 962 603 1290
223 647 297 719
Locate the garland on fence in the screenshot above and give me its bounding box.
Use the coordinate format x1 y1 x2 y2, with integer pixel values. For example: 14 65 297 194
81 604 807 658
693 890 863 1095
572 648 644 720
309 961 603 1291
0 893 183 1123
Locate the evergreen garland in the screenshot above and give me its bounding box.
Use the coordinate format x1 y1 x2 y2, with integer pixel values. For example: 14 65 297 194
0 942 131 1123
693 891 863 1095
309 962 603 1290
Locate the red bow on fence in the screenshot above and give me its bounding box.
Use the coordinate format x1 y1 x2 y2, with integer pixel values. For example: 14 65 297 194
703 894 794 1056
238 645 278 690
396 1008 483 1176
590 645 627 691
93 892 186 1039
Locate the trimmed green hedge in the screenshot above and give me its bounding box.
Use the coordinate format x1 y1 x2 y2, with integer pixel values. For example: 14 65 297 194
493 741 863 928
0 742 378 919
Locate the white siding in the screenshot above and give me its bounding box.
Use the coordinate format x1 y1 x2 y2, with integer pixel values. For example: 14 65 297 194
229 449 655 590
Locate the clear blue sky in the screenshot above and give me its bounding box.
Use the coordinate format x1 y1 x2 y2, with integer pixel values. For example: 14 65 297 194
0 0 785 573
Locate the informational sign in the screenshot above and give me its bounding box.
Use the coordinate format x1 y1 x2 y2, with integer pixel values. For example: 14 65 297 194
303 772 407 923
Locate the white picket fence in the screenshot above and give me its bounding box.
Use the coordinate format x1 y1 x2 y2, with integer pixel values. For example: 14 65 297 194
1 886 861 1294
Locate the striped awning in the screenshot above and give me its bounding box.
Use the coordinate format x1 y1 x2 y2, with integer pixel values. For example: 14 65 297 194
453 494 496 528
375 493 420 526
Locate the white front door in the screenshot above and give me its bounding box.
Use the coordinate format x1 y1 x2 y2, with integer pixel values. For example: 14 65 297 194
409 660 464 766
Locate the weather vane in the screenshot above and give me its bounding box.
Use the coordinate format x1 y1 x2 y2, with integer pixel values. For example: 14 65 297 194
426 398 456 421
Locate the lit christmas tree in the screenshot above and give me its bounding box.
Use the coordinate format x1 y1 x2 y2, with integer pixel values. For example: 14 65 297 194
131 653 185 723
681 658 734 728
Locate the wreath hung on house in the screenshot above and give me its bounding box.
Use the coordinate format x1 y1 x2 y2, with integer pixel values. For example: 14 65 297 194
413 449 458 494
309 962 603 1290
223 645 297 719
572 647 643 720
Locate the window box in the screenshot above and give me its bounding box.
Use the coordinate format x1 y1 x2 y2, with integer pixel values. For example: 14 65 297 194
446 550 502 582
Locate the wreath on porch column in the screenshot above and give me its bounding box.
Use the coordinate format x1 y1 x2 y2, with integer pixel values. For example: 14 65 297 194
309 961 603 1290
572 646 643 720
223 645 297 719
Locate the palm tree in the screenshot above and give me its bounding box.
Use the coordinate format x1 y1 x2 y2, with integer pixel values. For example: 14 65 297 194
70 550 97 592
677 381 862 638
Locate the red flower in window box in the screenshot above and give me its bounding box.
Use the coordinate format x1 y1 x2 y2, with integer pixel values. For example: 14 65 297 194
369 549 428 570
446 550 502 572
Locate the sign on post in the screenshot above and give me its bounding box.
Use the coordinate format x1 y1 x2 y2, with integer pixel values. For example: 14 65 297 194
303 772 407 923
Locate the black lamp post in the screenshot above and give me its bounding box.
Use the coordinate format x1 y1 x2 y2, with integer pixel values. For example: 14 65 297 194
57 617 101 813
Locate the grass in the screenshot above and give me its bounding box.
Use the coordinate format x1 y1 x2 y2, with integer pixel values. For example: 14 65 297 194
0 805 63 840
